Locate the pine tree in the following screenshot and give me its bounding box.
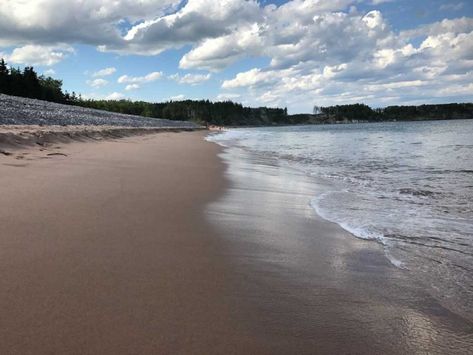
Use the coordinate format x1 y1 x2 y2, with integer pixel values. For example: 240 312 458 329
0 58 9 93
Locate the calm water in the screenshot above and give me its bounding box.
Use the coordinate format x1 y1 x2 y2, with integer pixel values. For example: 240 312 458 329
208 120 473 319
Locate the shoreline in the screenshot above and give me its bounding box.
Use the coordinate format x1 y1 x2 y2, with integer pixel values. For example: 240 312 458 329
207 122 473 325
206 141 473 353
0 130 472 353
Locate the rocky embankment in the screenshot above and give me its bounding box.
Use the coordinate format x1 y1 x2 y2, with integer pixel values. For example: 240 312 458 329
0 94 201 150
0 94 198 128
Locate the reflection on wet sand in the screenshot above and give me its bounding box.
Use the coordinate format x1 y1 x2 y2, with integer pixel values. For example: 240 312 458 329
207 147 473 354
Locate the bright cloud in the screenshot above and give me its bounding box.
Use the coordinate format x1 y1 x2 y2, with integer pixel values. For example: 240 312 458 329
170 73 211 85
87 78 109 88
125 84 140 91
92 67 116 77
105 92 125 100
6 44 74 66
105 0 262 55
118 71 163 84
218 7 473 111
169 94 186 101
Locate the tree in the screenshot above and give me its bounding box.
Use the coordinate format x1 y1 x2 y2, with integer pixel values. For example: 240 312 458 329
23 66 42 99
0 58 9 94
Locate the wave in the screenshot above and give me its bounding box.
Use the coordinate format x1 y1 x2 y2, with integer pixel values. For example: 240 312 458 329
309 192 406 269
207 122 473 322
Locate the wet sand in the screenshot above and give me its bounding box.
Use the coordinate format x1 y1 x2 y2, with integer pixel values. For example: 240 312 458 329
205 147 473 354
0 131 472 354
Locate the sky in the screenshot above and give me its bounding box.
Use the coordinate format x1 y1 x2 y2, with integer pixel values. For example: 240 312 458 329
0 0 472 113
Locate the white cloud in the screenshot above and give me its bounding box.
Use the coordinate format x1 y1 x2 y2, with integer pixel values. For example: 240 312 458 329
105 92 125 100
169 94 186 101
125 84 140 91
92 67 116 77
400 17 473 39
222 68 278 89
170 73 211 85
216 7 473 112
179 23 263 71
118 71 162 84
6 44 74 66
103 0 262 55
86 78 109 88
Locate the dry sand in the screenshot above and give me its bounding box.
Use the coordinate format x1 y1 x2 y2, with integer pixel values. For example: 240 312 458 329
0 130 472 354
0 125 199 151
0 131 246 354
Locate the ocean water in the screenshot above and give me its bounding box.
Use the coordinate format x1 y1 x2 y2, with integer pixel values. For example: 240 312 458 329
207 120 473 319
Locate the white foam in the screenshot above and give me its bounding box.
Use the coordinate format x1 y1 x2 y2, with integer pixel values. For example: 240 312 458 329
310 195 406 269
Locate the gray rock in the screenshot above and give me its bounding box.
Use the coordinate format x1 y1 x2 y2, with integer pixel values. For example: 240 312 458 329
0 94 199 129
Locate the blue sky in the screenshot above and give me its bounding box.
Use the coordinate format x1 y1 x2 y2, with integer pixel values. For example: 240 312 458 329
1 0 472 113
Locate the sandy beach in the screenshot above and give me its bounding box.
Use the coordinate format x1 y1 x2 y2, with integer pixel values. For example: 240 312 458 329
0 130 472 354
0 131 240 353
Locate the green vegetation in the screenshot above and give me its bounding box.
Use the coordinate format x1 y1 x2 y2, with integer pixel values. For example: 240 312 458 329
380 104 473 121
74 99 287 126
315 104 378 121
1 58 471 126
310 103 473 123
0 58 68 103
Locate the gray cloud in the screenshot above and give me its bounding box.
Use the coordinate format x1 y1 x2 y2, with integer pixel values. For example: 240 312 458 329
0 0 180 47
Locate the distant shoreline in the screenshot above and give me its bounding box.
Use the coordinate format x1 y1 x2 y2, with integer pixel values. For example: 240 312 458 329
222 116 473 129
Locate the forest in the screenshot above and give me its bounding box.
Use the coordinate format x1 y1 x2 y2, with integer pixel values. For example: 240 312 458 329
313 103 473 122
1 58 471 126
0 58 67 103
74 99 288 126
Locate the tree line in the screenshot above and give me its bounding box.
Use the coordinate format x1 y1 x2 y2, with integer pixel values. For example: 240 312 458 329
74 98 287 126
312 103 473 122
0 58 75 103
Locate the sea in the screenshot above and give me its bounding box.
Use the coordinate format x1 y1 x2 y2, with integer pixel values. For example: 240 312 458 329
207 119 473 319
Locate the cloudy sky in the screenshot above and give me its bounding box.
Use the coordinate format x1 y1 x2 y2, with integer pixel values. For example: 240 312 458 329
1 0 472 113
